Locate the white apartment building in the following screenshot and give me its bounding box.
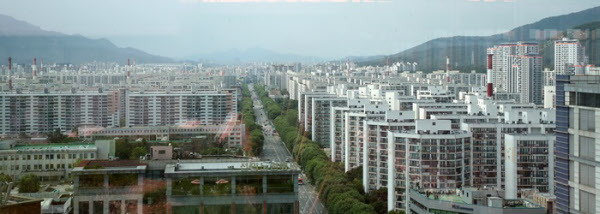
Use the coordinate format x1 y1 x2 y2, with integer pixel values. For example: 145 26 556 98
386 120 472 211
416 86 455 103
125 90 237 127
343 103 388 172
555 38 587 75
461 108 555 189
505 134 555 193
0 89 120 137
488 42 543 104
330 105 364 163
544 85 556 109
311 97 347 146
362 111 415 192
412 102 468 120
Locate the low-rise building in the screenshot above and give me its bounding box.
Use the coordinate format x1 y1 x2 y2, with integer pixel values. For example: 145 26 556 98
408 188 545 214
165 161 301 213
0 140 115 180
71 160 146 214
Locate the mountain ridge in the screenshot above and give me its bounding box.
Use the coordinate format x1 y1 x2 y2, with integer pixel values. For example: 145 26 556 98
0 14 173 64
355 6 600 72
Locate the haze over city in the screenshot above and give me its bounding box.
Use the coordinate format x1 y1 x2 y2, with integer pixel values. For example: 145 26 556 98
1 1 600 214
0 0 598 59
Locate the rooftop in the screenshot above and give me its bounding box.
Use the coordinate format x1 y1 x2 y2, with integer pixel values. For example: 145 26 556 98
12 143 96 151
165 161 301 177
77 160 145 168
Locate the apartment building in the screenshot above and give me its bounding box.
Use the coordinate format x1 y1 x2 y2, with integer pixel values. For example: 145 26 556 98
125 89 237 127
0 89 120 137
488 42 543 104
386 120 472 211
362 110 415 192
461 108 555 190
416 86 455 103
554 75 600 214
555 38 587 75
310 97 347 146
344 103 388 172
505 134 555 193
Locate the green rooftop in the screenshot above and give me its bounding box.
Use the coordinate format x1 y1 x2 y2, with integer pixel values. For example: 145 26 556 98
14 143 96 150
428 194 466 203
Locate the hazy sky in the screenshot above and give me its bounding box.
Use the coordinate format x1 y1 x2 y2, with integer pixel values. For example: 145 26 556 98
1 0 599 59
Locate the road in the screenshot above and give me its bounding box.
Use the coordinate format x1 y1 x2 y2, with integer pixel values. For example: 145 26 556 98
249 84 327 214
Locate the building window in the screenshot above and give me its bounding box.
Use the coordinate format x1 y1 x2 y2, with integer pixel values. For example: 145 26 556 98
569 160 575 181
579 109 595 132
569 134 574 154
158 150 166 154
570 187 575 211
569 108 575 129
580 190 596 214
579 136 595 160
579 163 595 187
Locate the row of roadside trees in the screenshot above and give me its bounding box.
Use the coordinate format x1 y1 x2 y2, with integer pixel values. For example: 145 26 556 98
254 84 378 214
241 84 265 156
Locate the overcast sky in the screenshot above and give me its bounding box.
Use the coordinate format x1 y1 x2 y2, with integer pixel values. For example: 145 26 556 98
0 0 599 59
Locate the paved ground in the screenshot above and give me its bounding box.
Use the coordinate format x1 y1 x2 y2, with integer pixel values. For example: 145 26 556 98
249 84 327 214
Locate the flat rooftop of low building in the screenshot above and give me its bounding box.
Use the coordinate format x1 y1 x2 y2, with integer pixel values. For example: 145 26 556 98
176 161 297 171
72 160 147 174
78 160 145 168
413 188 542 209
427 193 466 203
13 143 96 151
165 161 301 177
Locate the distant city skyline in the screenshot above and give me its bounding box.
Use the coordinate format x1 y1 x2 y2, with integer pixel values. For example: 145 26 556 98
0 0 599 59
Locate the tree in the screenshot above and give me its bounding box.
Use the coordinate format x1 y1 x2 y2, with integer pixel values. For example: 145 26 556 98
47 128 76 144
115 139 133 160
130 147 147 160
18 174 40 193
366 188 389 214
0 173 13 183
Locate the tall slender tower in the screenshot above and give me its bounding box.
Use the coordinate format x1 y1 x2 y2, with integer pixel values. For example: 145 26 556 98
446 56 450 82
127 58 131 78
487 54 494 97
346 59 350 77
7 57 12 90
32 58 37 80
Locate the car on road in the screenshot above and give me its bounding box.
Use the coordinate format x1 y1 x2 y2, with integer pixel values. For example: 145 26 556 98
298 177 304 185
